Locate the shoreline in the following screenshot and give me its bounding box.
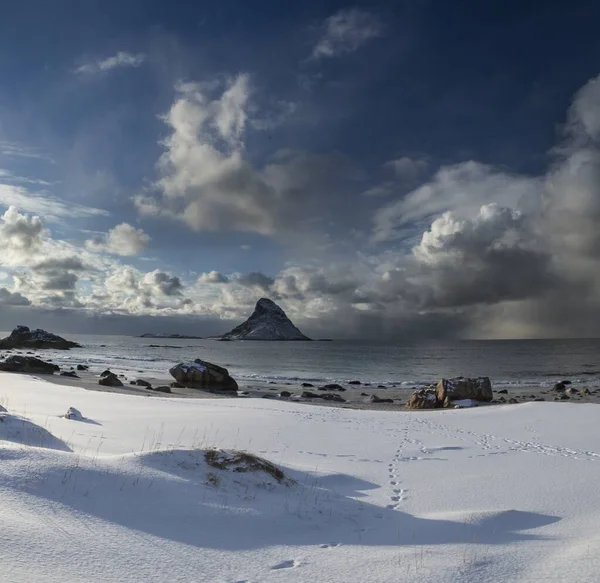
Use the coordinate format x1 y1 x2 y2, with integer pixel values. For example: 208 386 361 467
9 367 600 410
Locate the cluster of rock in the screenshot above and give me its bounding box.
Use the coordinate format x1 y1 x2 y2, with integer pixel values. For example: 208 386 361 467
0 326 80 350
407 377 493 409
0 355 60 374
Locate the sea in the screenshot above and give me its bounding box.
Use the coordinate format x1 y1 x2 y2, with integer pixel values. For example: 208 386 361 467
10 334 600 390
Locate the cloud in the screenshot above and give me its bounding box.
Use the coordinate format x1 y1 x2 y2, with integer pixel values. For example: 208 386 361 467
75 52 146 75
0 287 30 306
198 271 230 284
384 157 428 182
311 9 383 59
86 223 150 256
372 161 541 242
0 184 109 222
142 270 183 296
137 77 357 238
235 272 274 291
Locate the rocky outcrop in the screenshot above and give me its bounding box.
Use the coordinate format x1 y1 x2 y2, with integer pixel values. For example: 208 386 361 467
406 377 494 409
0 355 59 375
169 359 238 391
436 377 493 403
220 298 312 341
99 372 123 387
0 326 80 350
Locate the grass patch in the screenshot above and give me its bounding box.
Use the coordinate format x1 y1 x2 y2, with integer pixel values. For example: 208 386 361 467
205 449 287 483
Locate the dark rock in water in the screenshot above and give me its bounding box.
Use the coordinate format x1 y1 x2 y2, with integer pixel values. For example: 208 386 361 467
100 369 111 377
322 383 345 391
561 380 572 385
220 298 312 341
99 372 123 387
348 380 361 385
76 364 88 371
301 382 314 388
360 392 369 396
301 391 320 399
436 377 493 403
553 382 567 392
135 379 152 388
129 381 136 385
498 389 508 394
153 385 172 394
321 393 346 402
369 395 393 404
364 383 371 386
0 355 59 375
279 391 292 398
169 359 238 391
65 407 83 420
60 371 79 378
170 381 184 388
0 325 80 350
377 385 386 389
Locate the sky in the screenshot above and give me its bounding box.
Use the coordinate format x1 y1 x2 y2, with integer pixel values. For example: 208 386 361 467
0 0 600 339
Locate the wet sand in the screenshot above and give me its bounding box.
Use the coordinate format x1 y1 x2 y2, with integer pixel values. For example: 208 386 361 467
29 369 600 410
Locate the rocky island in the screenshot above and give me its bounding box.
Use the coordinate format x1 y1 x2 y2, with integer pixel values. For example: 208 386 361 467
220 298 312 341
0 326 81 350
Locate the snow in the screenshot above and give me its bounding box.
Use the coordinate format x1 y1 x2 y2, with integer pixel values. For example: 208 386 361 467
0 373 599 582
452 399 480 408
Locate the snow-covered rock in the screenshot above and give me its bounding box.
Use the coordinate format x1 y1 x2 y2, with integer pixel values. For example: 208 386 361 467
169 359 238 391
221 298 312 341
65 407 83 420
0 325 80 350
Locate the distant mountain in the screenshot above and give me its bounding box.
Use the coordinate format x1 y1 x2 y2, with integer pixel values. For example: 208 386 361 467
220 298 312 341
139 333 204 339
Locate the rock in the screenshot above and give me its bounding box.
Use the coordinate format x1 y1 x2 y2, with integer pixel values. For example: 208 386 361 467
566 387 579 395
152 386 172 394
169 359 238 391
377 385 386 389
76 364 88 371
553 382 567 392
262 394 277 399
0 355 59 375
561 380 572 385
534 398 546 401
301 382 314 388
321 393 346 402
170 381 184 388
99 372 123 387
582 388 591 395
301 391 320 399
129 381 136 385
220 298 312 341
560 394 570 400
435 377 493 403
0 325 80 350
508 398 518 404
321 383 345 391
64 407 83 420
498 389 508 394
60 371 79 378
368 395 393 404
135 379 152 388
360 392 369 396
100 369 111 377
348 380 361 385
406 388 438 409
279 391 292 398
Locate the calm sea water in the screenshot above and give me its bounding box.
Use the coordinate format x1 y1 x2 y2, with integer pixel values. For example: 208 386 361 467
10 334 600 390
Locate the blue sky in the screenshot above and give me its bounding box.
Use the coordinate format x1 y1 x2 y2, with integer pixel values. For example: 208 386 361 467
0 0 599 338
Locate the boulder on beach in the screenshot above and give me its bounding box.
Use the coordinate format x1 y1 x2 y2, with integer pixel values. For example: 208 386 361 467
321 393 346 402
76 364 88 371
60 371 79 378
0 355 59 375
435 377 493 403
406 388 438 409
99 372 123 387
152 385 172 394
135 379 152 388
368 395 394 404
0 326 80 350
321 383 345 391
169 359 238 391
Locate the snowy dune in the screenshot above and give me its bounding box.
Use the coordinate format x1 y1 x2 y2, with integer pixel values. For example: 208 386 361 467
0 373 599 582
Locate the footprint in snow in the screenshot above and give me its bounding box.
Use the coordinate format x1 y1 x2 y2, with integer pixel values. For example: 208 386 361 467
271 559 300 570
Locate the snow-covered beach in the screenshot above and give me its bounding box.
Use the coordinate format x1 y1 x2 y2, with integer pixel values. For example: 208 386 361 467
1 371 599 582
